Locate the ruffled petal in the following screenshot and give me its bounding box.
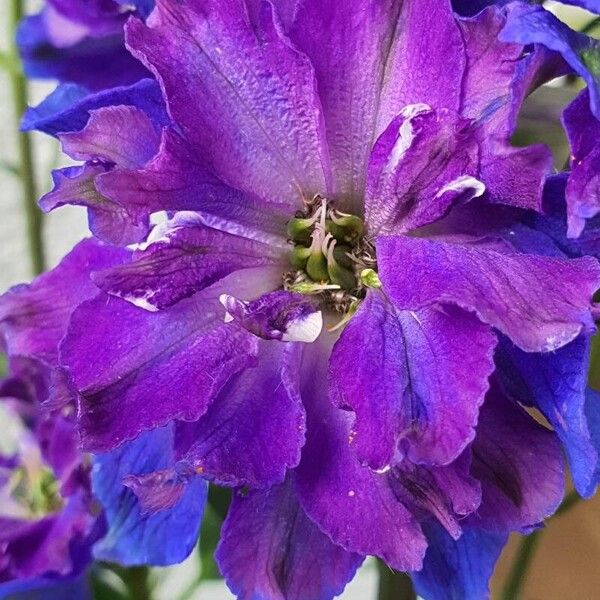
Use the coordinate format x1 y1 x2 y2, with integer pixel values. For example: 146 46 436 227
172 341 306 488
469 386 564 533
125 0 331 206
40 164 149 246
59 105 161 168
500 3 600 119
61 267 283 452
329 290 495 469
497 334 599 497
377 235 600 352
21 78 168 137
285 0 464 204
216 477 363 600
390 452 481 540
296 338 427 572
0 239 127 365
94 215 287 310
365 106 482 235
563 90 600 237
220 291 321 343
96 128 292 238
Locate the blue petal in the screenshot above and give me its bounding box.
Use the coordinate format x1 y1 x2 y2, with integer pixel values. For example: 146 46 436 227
411 522 507 600
500 3 600 119
0 575 91 600
16 11 149 91
21 79 167 137
497 334 599 497
453 1 600 17
92 425 207 566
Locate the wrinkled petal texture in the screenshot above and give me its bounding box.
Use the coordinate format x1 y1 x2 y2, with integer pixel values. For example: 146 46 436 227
173 341 305 488
563 90 600 237
330 290 495 470
216 478 362 600
61 267 283 452
126 0 331 207
377 235 600 352
296 338 427 572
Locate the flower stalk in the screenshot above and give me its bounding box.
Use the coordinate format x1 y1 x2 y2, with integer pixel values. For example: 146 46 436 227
377 560 416 600
8 0 45 275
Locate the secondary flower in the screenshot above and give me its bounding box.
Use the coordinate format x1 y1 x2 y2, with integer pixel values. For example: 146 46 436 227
17 0 152 90
0 240 207 595
10 1 600 598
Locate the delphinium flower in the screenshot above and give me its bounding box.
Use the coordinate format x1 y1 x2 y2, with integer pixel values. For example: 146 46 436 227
0 240 207 597
8 0 600 599
17 0 153 91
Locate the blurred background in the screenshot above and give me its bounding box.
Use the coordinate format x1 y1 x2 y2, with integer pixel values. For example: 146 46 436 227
1 1 600 599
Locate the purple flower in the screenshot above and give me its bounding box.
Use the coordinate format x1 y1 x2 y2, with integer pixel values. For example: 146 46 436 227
17 0 152 90
0 364 101 588
0 239 206 593
10 1 600 598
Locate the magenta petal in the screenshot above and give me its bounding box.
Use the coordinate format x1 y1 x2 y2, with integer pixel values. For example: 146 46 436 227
329 291 495 469
59 105 161 169
40 164 149 245
365 106 481 235
216 477 363 600
96 128 291 237
173 341 305 488
296 338 427 572
469 386 564 533
563 90 600 237
61 266 283 452
125 0 330 206
0 238 128 364
377 235 600 352
94 216 287 310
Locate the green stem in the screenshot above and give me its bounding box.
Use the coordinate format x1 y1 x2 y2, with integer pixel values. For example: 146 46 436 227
377 560 416 600
121 566 151 600
500 532 541 600
554 490 580 517
501 490 582 600
9 0 45 275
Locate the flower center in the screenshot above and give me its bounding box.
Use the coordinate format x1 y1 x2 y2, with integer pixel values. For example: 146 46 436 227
284 196 379 315
3 464 63 519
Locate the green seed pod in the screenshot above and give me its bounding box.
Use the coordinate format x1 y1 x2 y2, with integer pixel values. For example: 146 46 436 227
325 219 347 241
330 213 364 238
306 250 329 282
287 217 315 243
332 244 354 269
328 262 356 290
290 245 311 270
